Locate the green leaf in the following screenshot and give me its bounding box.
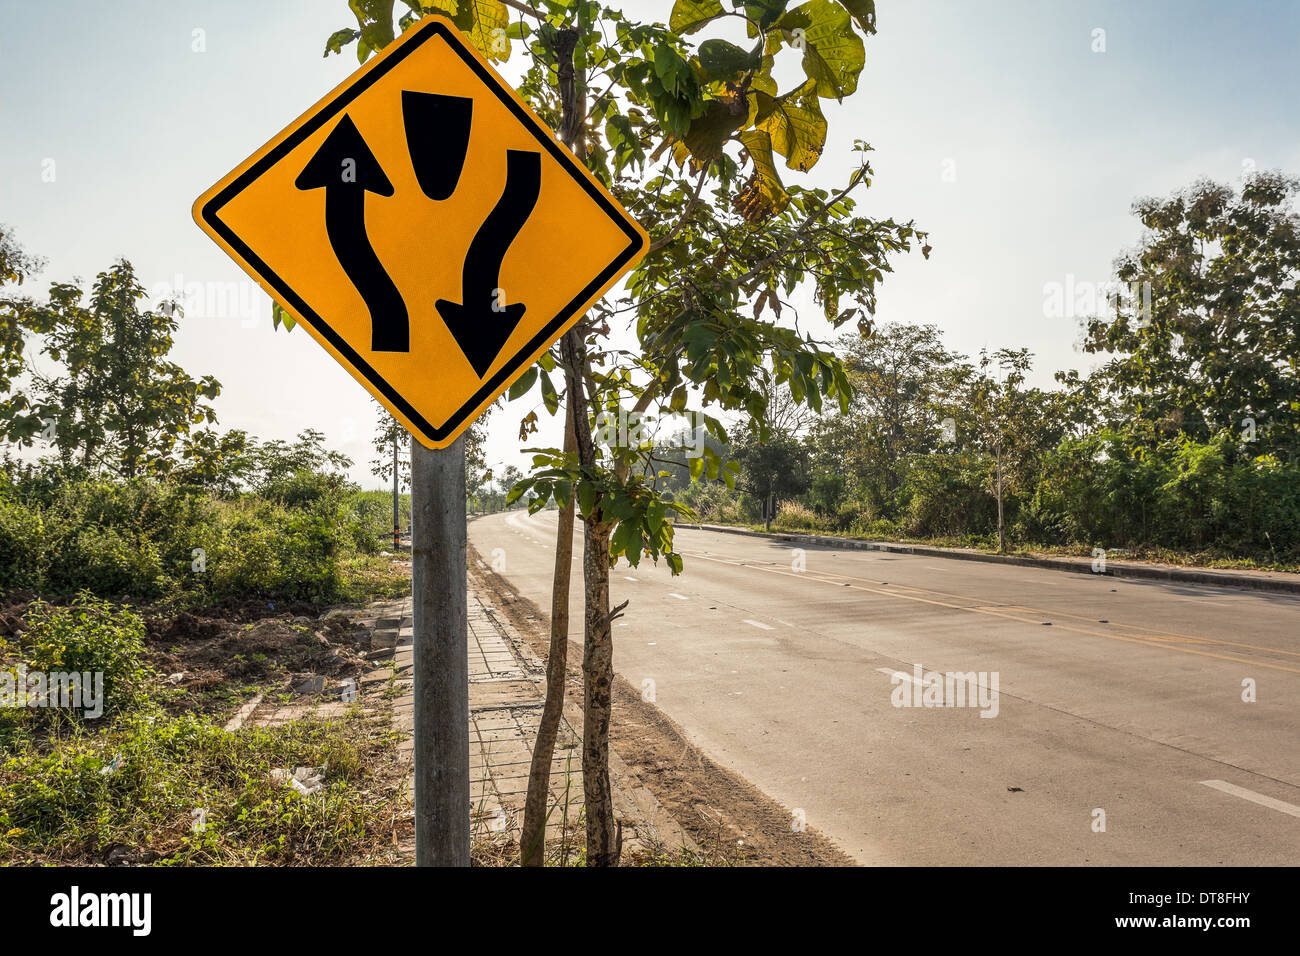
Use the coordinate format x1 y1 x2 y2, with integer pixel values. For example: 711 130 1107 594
577 481 598 518
324 28 361 56
553 480 572 510
271 303 296 332
740 0 791 31
508 366 537 400
540 369 559 415
669 0 725 34
349 0 395 56
448 0 510 62
683 99 748 164
697 39 762 82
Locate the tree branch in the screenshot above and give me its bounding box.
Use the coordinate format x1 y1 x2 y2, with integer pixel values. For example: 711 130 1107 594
727 163 871 289
501 0 545 21
647 168 708 254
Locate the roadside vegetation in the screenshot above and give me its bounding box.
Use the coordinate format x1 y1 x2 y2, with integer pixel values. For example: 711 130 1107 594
663 173 1300 572
0 235 412 866
0 595 406 866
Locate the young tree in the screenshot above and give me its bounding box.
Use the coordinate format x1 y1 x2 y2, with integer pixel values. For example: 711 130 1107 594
731 425 810 528
831 322 967 514
331 0 926 865
964 348 1033 553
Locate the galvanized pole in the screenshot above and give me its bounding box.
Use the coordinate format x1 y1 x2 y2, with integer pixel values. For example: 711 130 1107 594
392 433 400 551
411 435 469 866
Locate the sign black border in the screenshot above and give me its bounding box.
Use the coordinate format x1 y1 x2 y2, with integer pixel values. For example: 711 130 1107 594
199 18 645 444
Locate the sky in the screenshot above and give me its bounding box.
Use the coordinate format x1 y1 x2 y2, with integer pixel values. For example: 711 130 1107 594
1 0 1298 488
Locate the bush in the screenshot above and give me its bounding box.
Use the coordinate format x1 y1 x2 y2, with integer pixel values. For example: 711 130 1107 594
773 501 824 531
0 475 409 606
20 595 153 717
0 494 44 591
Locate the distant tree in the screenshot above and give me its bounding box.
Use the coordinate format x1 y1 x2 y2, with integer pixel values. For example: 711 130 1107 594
831 323 967 512
0 224 45 442
963 348 1034 553
1080 172 1300 457
10 259 221 478
251 428 351 487
732 426 810 529
171 428 255 495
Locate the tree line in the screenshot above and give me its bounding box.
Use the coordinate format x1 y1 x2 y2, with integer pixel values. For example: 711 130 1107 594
669 172 1300 565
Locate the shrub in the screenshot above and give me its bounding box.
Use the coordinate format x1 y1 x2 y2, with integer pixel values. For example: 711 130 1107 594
773 501 824 531
17 595 153 718
0 494 44 591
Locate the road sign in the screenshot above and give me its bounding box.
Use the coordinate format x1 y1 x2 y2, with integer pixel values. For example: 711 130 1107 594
193 14 649 449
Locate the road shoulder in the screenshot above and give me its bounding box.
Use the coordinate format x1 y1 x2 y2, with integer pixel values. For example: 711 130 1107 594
470 542 859 866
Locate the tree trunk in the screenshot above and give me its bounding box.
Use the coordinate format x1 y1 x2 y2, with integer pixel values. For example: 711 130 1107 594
995 448 1006 553
580 518 618 866
551 23 620 868
520 400 577 866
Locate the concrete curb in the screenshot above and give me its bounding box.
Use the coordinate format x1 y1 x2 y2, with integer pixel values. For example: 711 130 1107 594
682 523 1300 596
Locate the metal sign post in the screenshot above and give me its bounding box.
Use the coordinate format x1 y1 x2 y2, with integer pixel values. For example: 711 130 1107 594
411 437 469 866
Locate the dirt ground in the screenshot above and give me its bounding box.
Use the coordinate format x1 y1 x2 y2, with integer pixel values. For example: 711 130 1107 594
0 594 376 718
468 543 857 867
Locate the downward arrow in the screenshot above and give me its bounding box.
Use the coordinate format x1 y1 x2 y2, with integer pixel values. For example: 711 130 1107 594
436 149 541 377
295 115 409 352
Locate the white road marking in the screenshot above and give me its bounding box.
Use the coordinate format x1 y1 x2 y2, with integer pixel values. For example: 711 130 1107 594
669 592 689 600
1200 780 1300 818
743 619 774 630
624 576 638 582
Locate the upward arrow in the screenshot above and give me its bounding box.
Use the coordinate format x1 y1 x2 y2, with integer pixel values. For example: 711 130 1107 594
295 115 409 352
435 149 541 377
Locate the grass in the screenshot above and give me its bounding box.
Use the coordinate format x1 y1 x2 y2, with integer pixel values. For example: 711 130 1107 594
0 707 403 866
0 594 409 867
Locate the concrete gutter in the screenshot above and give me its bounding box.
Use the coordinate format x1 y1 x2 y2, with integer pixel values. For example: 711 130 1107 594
682 523 1300 596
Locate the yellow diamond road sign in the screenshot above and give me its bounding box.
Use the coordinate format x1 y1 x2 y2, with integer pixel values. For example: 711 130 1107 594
193 15 648 449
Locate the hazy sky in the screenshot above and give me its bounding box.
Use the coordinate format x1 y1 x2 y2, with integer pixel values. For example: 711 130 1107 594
2 0 1298 487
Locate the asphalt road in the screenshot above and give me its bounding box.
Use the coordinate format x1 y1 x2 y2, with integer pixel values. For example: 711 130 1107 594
470 509 1300 865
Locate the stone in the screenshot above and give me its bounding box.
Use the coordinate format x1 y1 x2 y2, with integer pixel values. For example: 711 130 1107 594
292 675 327 695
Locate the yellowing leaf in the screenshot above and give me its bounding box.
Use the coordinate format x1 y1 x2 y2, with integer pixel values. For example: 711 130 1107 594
755 87 826 172
793 0 865 100
669 0 725 34
734 129 790 222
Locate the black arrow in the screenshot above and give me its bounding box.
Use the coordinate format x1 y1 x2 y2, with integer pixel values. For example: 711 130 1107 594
295 115 409 352
435 149 541 377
